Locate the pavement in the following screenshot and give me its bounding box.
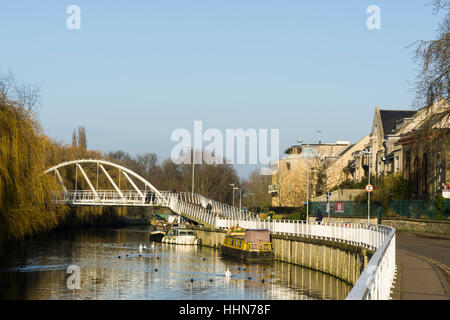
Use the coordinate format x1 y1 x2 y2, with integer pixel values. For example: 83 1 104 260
392 231 450 300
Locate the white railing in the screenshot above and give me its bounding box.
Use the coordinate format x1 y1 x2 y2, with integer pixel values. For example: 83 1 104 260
53 190 169 206
346 230 396 300
215 218 392 250
162 191 260 221
215 217 396 300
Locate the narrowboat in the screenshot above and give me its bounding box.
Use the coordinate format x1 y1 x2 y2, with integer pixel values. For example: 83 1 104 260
162 224 199 245
149 224 166 242
220 226 274 262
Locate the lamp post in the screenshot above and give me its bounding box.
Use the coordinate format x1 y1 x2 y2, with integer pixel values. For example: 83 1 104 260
233 187 239 208
297 139 310 223
187 145 195 196
230 184 235 207
239 188 242 209
362 149 372 223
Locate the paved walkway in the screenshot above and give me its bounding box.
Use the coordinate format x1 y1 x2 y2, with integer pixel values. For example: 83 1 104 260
393 232 450 300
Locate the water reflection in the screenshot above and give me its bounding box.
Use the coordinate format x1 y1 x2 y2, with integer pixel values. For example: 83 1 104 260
0 227 351 300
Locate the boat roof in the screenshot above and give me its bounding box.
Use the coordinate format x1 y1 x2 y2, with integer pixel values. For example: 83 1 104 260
170 223 187 228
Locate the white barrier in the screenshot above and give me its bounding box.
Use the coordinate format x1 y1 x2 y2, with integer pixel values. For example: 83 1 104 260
215 217 395 300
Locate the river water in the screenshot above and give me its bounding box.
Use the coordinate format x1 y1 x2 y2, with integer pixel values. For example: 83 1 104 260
0 226 351 300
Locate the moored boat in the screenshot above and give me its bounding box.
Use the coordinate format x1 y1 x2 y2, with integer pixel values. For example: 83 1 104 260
149 221 167 242
162 224 198 245
149 225 166 242
220 226 274 262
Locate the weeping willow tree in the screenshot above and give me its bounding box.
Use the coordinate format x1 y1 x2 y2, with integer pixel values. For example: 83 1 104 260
0 94 69 244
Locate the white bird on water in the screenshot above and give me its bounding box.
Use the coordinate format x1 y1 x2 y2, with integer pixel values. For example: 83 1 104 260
225 268 231 278
151 242 155 249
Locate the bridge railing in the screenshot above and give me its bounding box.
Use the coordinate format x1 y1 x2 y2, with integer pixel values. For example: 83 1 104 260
167 196 215 226
215 217 396 300
52 189 258 221
52 190 168 206
162 191 260 221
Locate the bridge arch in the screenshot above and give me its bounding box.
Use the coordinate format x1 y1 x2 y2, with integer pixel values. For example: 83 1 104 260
44 158 259 227
44 159 166 203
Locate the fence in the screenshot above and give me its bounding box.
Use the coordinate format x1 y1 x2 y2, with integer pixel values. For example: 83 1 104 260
389 199 450 219
310 199 450 220
310 201 377 217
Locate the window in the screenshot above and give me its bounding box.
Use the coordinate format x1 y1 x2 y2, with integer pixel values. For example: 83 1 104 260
302 147 318 159
405 153 411 179
422 154 428 196
414 156 419 196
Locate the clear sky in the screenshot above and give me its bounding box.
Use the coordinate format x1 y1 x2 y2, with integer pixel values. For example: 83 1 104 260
0 1 445 178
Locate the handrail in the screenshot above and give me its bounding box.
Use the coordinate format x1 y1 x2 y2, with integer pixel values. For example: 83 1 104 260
345 227 396 300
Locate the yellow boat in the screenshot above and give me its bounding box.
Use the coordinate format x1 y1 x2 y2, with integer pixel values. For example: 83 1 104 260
220 226 274 262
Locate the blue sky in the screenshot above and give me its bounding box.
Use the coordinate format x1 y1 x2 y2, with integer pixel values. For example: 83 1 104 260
0 1 444 178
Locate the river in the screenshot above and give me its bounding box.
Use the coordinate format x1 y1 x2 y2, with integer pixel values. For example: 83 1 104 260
0 226 351 300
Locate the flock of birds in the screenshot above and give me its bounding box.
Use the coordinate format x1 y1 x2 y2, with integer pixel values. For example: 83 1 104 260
115 243 264 283
139 242 154 252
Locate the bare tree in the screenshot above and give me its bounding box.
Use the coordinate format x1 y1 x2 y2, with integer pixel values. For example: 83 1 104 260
72 130 78 147
0 69 15 97
0 70 40 117
272 162 307 207
242 169 272 208
77 126 87 150
412 0 450 108
309 155 330 196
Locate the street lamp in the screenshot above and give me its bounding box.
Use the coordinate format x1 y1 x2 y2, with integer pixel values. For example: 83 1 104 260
187 145 195 195
239 188 242 209
297 139 310 223
362 149 372 223
230 184 236 207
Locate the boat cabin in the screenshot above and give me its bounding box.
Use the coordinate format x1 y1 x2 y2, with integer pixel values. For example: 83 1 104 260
223 229 272 252
167 229 196 237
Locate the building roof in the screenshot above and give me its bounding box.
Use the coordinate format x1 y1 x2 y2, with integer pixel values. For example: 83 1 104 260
379 110 417 136
284 145 301 154
335 144 355 157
